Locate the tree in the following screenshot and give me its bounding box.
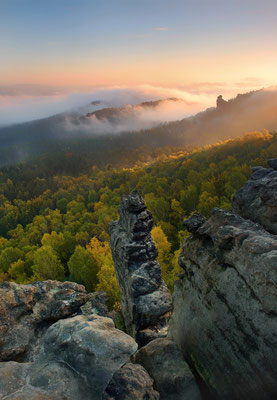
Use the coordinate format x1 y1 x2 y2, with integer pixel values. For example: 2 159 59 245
151 226 171 284
32 246 65 281
8 259 29 283
198 191 219 217
0 247 22 273
180 185 198 214
87 237 120 306
68 246 98 292
41 231 64 255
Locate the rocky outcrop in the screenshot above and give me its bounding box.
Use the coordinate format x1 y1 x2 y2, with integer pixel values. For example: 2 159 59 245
0 281 161 399
134 338 201 400
0 314 138 399
232 159 277 234
80 290 109 317
0 280 88 362
170 193 277 398
103 363 160 400
109 190 172 346
216 95 228 109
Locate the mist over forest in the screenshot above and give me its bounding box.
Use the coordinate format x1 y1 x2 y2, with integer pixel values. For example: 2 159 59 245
0 86 277 170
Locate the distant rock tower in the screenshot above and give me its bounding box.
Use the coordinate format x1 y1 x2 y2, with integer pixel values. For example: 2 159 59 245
109 190 172 346
217 94 227 108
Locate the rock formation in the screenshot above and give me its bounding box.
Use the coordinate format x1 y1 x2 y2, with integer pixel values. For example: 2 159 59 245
232 159 277 234
103 363 160 400
0 280 88 362
0 314 138 399
216 95 227 108
134 338 201 400
169 160 277 400
109 190 172 346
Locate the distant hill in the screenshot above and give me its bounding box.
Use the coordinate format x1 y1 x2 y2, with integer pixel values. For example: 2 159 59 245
0 87 277 168
85 98 181 122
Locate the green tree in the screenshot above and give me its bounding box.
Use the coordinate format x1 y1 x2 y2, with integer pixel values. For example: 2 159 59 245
68 246 98 292
0 247 22 273
32 246 65 281
198 191 219 217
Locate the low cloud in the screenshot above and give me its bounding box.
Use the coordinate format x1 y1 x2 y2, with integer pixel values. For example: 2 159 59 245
0 85 216 127
0 82 270 129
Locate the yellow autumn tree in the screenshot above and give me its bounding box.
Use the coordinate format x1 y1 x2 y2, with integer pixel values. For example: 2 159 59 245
151 226 171 285
86 237 120 306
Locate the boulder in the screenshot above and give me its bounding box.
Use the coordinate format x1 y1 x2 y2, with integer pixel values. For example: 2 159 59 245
134 338 201 400
103 363 160 400
0 360 83 399
0 280 88 362
109 190 172 346
169 207 277 400
232 160 277 234
0 314 138 400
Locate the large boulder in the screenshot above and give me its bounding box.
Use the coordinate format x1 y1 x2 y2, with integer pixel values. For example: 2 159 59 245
0 360 83 399
134 338 201 400
169 208 277 400
0 314 138 400
0 280 88 362
109 190 172 346
232 159 277 234
103 363 160 400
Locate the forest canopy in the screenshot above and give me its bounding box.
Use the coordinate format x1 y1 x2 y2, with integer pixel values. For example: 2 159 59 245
0 131 276 306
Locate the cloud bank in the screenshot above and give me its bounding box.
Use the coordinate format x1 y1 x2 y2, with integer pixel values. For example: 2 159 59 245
0 81 270 131
0 84 223 127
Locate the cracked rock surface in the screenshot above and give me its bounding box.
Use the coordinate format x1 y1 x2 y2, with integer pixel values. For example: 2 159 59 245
0 315 138 400
170 203 277 399
0 280 88 362
232 159 277 234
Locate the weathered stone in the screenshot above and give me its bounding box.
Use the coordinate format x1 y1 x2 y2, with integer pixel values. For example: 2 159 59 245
0 361 84 399
232 161 277 234
109 190 172 346
0 315 138 400
39 314 138 398
170 207 277 400
183 213 206 233
80 290 109 317
268 158 277 170
103 363 160 400
0 280 88 362
134 338 201 400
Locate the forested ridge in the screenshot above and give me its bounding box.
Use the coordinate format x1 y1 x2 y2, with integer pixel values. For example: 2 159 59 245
0 131 276 306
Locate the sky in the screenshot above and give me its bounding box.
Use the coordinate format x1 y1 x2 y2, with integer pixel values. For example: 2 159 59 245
1 0 277 123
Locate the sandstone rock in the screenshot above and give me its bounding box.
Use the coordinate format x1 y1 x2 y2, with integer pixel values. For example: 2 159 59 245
134 338 201 400
103 363 160 400
183 212 206 233
268 158 277 170
170 207 277 400
39 314 138 398
80 290 109 317
232 160 277 234
0 280 88 362
0 361 84 399
0 314 138 400
109 190 172 346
